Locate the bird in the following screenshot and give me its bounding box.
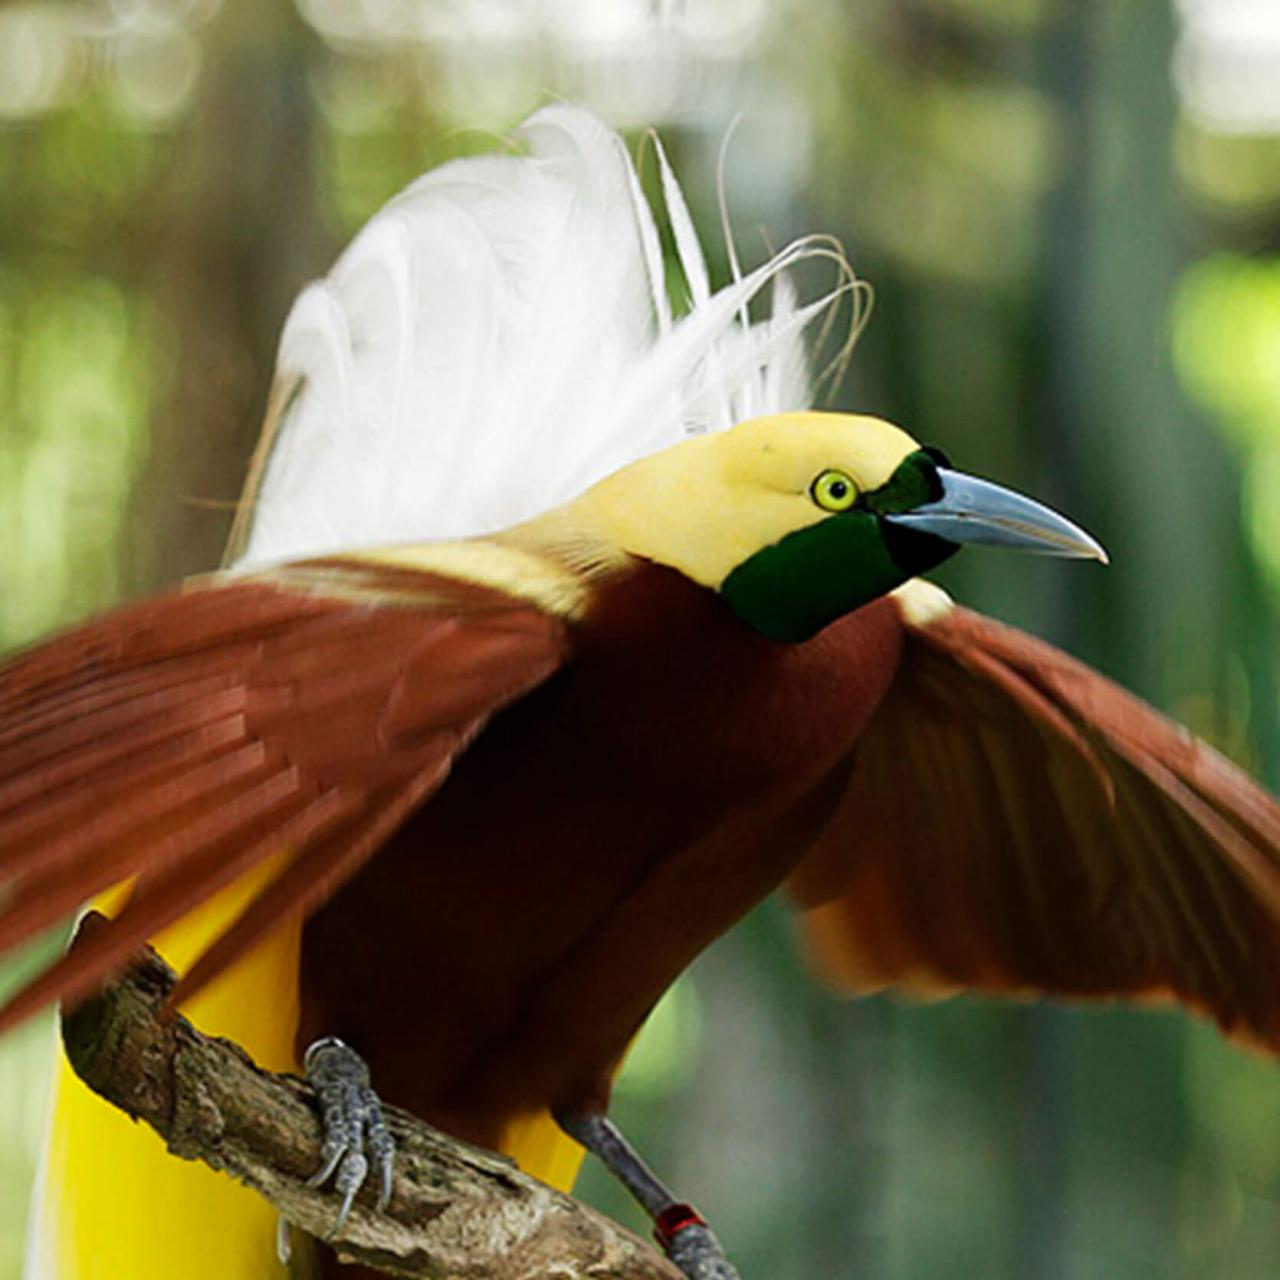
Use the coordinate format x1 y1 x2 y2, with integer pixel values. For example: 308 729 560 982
7 103 1280 1280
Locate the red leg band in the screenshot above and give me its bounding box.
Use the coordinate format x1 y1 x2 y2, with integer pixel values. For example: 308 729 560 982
653 1202 707 1248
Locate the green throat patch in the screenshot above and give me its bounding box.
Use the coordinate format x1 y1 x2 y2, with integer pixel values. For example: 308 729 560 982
719 450 956 642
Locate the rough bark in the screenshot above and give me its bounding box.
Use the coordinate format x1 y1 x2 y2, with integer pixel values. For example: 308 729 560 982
60 913 679 1280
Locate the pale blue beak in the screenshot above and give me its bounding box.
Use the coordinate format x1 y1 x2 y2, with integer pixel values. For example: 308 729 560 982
885 469 1109 563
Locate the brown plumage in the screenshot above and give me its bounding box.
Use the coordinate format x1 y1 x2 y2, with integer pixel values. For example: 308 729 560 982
296 561 904 1144
0 569 565 1032
793 606 1280 1049
6 410 1280 1280
5 546 1280 1136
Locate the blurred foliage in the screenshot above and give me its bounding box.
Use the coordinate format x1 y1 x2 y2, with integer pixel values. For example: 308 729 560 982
1173 255 1280 597
0 278 155 647
4 1 1280 1278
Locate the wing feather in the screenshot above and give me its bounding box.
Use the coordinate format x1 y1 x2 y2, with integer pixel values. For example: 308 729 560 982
0 751 299 953
0 789 359 1031
793 602 1280 1050
0 565 566 1033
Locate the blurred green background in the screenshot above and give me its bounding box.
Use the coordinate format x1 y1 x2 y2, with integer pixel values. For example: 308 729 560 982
5 0 1280 1277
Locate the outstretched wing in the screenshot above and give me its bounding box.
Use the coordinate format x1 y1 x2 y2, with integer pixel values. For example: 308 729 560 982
790 595 1280 1051
0 560 567 1031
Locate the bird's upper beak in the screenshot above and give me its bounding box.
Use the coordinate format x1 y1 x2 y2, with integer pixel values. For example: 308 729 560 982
883 468 1108 563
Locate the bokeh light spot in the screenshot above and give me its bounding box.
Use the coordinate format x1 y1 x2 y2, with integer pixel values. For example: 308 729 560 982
0 4 84 121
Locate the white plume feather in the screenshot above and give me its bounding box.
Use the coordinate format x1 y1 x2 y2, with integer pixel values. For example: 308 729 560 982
234 104 857 568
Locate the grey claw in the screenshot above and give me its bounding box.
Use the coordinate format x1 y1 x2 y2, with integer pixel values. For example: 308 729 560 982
331 1148 367 1235
375 1139 394 1212
276 1214 293 1266
366 1090 394 1212
307 1139 345 1190
303 1036 395 1238
666 1224 741 1280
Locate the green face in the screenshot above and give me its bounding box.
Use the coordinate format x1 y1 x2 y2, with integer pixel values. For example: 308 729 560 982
719 449 958 643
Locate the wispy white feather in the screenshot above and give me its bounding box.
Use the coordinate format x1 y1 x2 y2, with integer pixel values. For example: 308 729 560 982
235 104 856 568
655 133 710 310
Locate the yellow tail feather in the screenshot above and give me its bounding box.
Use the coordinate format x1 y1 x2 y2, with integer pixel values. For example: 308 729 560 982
25 867 590 1279
24 867 301 1280
500 1110 587 1194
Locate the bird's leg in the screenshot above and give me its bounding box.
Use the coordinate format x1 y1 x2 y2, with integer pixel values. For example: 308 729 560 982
555 1109 740 1280
301 1036 394 1235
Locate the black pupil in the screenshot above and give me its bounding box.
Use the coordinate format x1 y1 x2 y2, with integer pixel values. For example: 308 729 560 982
828 479 848 500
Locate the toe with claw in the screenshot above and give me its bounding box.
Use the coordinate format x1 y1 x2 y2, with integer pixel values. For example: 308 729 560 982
303 1036 395 1237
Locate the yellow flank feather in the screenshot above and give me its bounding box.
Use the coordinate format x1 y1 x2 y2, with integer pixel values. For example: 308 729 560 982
499 1110 587 1194
24 867 589 1280
24 863 301 1280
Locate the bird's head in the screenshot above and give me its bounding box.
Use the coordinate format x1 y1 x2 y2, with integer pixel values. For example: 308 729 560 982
546 411 1106 642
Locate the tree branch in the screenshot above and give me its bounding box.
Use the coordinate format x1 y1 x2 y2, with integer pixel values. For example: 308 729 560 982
60 913 680 1280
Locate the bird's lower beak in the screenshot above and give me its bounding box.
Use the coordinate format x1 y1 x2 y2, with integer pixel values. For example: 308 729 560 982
883 469 1108 563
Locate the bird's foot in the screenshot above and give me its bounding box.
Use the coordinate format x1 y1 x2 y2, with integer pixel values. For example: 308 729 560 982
303 1035 394 1237
657 1206 741 1280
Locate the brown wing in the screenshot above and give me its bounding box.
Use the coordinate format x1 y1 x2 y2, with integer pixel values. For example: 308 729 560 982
0 559 567 1031
790 601 1280 1052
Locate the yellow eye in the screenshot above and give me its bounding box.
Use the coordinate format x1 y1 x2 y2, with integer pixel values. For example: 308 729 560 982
811 469 858 512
